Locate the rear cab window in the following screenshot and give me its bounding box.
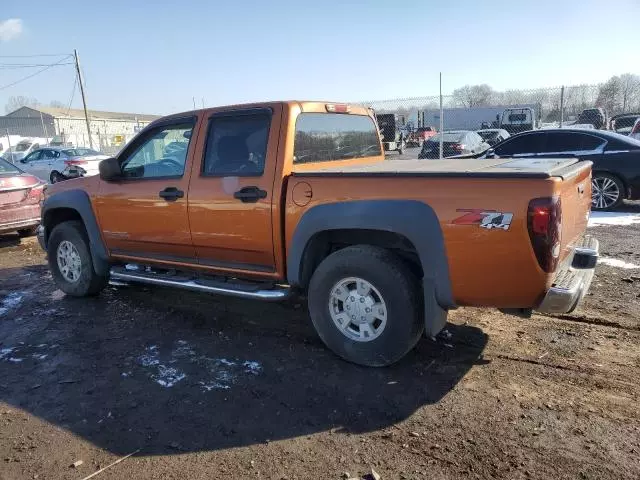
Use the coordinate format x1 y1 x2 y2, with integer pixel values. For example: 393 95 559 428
293 112 382 166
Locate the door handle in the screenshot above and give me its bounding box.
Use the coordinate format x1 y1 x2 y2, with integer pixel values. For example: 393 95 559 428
234 186 267 203
159 187 184 201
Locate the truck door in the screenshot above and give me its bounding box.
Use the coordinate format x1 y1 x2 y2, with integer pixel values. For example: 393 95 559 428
187 106 281 277
94 116 199 262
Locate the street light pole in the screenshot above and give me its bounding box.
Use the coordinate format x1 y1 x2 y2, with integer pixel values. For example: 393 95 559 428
74 49 93 149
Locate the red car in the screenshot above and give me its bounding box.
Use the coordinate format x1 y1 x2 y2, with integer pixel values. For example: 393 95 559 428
0 158 44 236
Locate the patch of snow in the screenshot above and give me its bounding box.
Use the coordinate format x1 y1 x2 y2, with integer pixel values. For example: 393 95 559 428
598 257 640 269
50 290 65 301
243 361 262 374
0 292 24 315
588 211 640 227
0 347 14 360
125 264 139 271
8 357 23 363
154 365 186 388
32 353 48 360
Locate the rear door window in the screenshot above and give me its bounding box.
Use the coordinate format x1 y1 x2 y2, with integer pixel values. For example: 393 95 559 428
542 132 605 153
202 110 271 176
494 133 545 156
294 113 381 164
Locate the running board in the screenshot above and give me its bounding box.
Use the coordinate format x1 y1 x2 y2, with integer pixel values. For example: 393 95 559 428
109 269 291 302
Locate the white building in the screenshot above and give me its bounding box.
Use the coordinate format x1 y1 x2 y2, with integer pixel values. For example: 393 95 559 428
1 106 160 153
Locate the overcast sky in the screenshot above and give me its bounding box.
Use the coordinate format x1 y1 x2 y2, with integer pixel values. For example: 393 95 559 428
1 0 639 115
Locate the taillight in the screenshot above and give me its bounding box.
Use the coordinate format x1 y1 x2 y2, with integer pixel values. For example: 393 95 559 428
325 104 350 113
64 160 88 166
26 183 45 203
527 197 562 273
450 143 465 152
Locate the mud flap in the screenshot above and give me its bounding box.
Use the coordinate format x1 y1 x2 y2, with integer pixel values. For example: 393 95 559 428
423 279 448 337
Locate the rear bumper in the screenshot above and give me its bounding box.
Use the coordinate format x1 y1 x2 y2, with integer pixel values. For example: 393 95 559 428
0 217 40 234
536 236 599 314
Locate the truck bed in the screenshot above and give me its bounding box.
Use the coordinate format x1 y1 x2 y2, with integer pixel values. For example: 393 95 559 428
292 157 586 179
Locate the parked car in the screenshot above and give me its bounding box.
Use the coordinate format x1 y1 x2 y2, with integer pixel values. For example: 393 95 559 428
407 126 437 146
0 157 44 236
1 138 46 163
376 113 407 154
418 131 490 158
18 147 109 183
631 118 640 140
577 108 607 130
38 101 597 367
477 128 510 146
477 129 640 210
609 112 640 135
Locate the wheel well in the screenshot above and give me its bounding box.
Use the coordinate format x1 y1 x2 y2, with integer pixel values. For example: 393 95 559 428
299 229 422 288
592 171 629 197
43 208 83 242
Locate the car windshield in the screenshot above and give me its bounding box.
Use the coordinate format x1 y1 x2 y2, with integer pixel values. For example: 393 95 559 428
429 132 466 143
15 143 32 152
0 157 21 175
478 131 498 140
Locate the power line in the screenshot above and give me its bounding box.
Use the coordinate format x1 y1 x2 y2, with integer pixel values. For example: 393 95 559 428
0 63 74 69
0 55 73 91
0 53 71 58
66 73 78 114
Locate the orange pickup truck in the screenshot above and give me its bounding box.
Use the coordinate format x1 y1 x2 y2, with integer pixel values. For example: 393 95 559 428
38 101 598 366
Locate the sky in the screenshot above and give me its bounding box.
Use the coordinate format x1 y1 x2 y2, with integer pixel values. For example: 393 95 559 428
1 0 639 115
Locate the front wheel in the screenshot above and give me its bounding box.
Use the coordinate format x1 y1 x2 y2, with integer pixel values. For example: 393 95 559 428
592 173 624 210
47 221 108 296
308 245 423 367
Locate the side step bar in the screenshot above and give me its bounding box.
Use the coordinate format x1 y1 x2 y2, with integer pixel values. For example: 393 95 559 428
109 269 291 302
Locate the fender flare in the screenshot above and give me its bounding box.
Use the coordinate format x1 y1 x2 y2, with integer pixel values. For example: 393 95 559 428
287 200 453 336
41 189 109 276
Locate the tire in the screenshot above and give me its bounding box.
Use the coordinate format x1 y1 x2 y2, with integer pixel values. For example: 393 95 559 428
17 227 38 237
308 245 423 367
592 173 624 211
47 220 108 297
50 171 65 184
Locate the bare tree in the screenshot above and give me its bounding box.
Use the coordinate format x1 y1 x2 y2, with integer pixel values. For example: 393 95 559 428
452 84 494 107
5 95 39 114
618 73 640 112
49 100 66 109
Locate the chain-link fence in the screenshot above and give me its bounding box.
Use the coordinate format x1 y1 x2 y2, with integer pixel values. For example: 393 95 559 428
360 81 640 156
0 112 153 159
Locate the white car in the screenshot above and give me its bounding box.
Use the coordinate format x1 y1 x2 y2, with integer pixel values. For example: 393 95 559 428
18 147 109 183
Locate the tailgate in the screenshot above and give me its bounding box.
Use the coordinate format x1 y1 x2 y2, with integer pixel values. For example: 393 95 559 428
556 162 592 264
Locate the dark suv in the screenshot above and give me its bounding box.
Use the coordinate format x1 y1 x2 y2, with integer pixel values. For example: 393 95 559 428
480 129 640 210
577 108 607 129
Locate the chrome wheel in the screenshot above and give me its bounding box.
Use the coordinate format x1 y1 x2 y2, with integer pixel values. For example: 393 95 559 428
56 240 82 283
592 176 620 210
328 277 387 342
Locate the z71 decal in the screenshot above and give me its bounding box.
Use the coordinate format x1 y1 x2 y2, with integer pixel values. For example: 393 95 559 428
452 209 513 231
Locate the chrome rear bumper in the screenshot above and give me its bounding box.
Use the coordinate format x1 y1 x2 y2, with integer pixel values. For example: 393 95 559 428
536 236 599 314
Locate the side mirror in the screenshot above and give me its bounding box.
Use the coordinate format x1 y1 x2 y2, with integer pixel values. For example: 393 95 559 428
485 148 496 158
20 158 28 164
99 157 122 181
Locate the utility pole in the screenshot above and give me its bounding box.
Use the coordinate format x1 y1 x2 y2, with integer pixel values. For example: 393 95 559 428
5 129 12 163
74 49 93 149
559 85 565 128
439 72 444 160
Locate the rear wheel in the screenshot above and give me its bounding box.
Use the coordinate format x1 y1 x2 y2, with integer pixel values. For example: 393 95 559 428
50 171 65 184
308 245 423 367
47 220 108 296
592 173 624 210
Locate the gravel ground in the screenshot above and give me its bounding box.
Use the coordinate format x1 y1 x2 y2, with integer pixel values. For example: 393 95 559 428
0 203 639 480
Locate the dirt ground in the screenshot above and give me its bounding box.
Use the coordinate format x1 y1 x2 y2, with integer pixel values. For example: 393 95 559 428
1 204 639 480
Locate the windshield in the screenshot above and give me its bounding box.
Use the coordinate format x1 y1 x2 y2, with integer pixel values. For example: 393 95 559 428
0 157 21 175
15 143 32 152
477 131 498 140
428 132 466 143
